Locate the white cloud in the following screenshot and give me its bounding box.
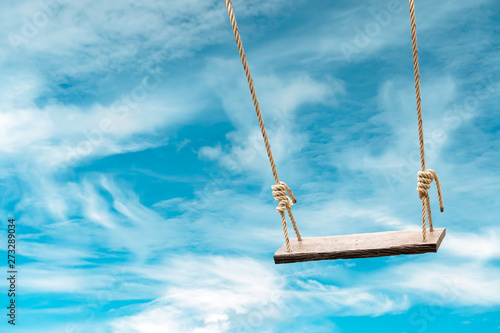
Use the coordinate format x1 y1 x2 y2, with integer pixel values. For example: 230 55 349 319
18 241 97 266
443 229 500 261
0 0 289 78
290 279 409 317
15 265 107 293
152 197 184 209
109 256 285 333
0 0 296 178
108 255 408 333
389 262 500 307
199 58 345 179
327 75 458 175
257 0 494 66
13 174 189 264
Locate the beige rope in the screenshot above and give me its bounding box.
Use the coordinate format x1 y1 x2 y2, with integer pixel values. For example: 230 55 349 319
408 0 444 241
224 0 301 252
417 170 445 229
272 182 302 241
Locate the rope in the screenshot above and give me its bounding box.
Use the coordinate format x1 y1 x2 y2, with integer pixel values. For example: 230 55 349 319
272 182 302 242
408 0 444 241
224 0 301 252
417 170 444 230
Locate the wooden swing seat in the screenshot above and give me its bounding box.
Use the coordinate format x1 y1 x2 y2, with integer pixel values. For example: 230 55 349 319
274 228 446 264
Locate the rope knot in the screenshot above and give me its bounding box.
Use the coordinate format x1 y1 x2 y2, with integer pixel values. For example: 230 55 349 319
417 170 434 199
417 169 444 212
271 181 297 214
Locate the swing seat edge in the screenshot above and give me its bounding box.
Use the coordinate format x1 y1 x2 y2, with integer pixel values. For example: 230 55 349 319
274 228 446 264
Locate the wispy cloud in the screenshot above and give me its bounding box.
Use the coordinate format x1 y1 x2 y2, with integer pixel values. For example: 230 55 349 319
108 255 408 332
1 0 499 332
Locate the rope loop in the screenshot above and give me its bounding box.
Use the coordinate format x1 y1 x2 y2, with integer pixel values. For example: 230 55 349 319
417 169 444 212
272 181 297 213
417 170 434 199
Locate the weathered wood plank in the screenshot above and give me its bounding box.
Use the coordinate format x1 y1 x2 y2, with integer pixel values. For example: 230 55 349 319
274 228 446 264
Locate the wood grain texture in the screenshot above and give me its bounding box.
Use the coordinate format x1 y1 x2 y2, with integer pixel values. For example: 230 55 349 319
274 228 446 264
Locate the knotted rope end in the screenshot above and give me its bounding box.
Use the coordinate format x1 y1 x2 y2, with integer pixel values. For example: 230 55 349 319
271 181 303 247
417 169 444 240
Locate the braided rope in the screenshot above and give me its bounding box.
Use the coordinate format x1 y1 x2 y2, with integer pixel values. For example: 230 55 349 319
417 170 444 238
272 182 302 241
408 0 444 241
224 0 301 252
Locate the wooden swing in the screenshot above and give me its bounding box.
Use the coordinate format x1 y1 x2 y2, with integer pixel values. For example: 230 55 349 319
224 0 446 264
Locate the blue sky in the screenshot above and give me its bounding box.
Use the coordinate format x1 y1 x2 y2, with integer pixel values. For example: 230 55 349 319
0 0 499 332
